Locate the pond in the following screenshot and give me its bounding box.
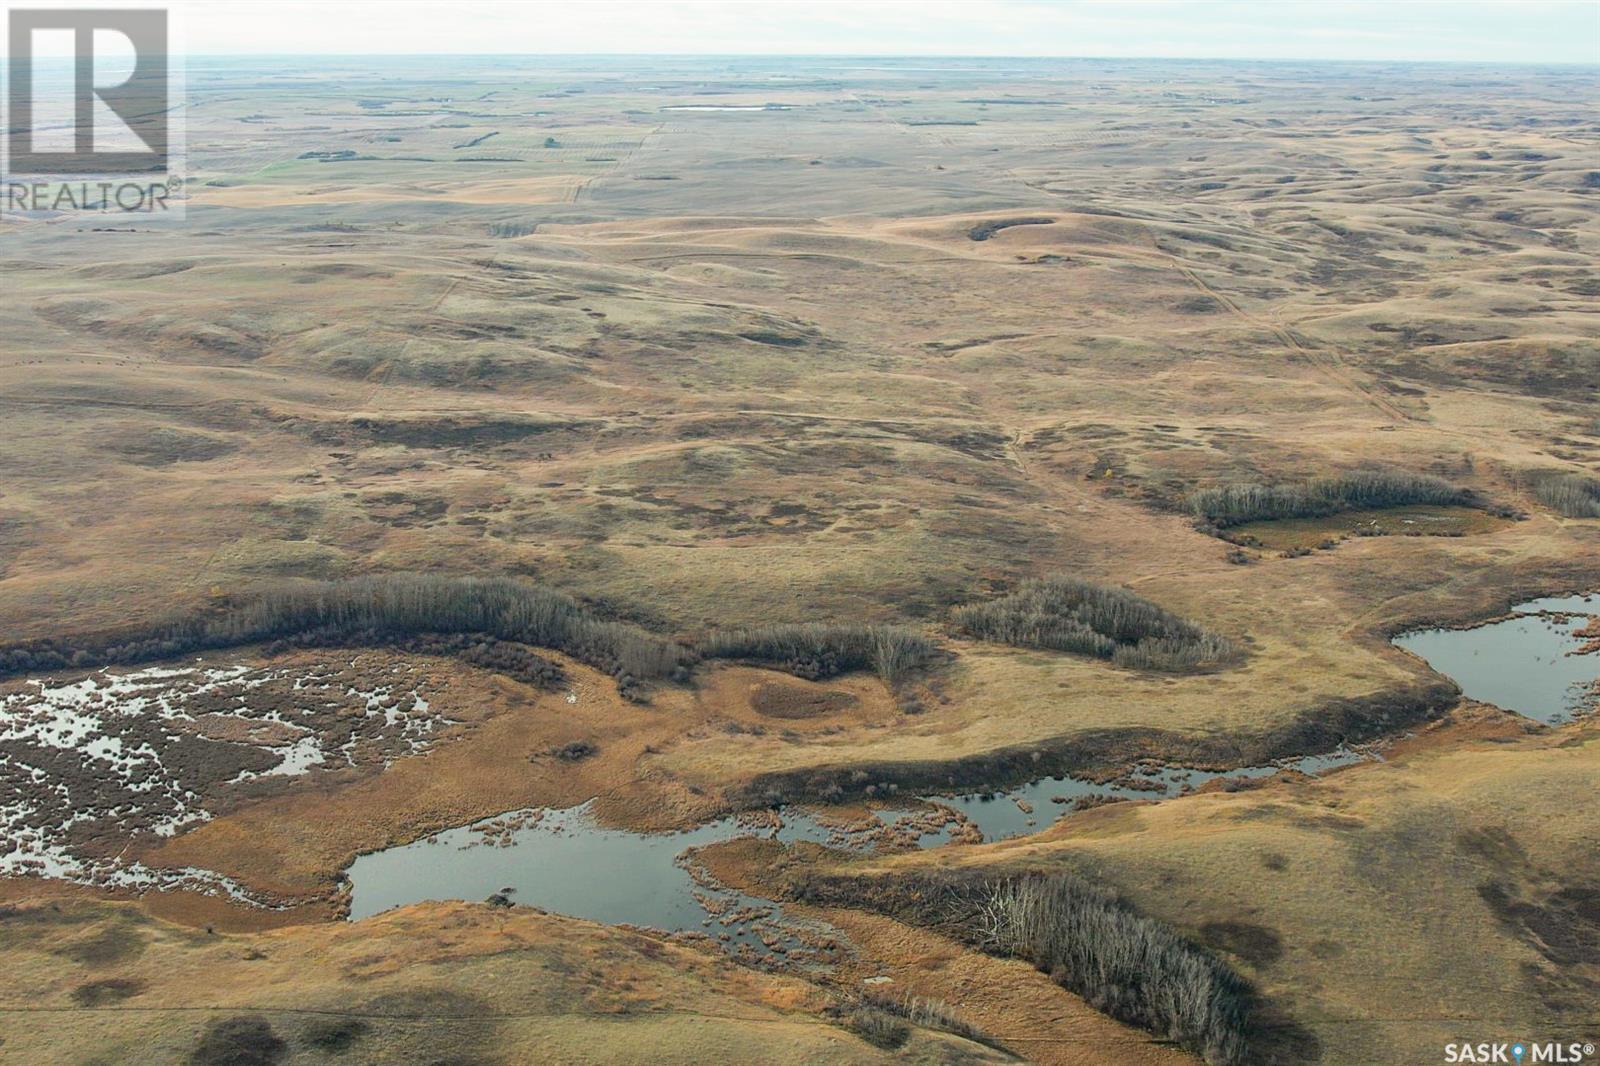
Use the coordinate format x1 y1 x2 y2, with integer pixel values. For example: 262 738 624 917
1392 592 1598 725
346 802 848 964
1229 505 1511 552
345 747 1375 955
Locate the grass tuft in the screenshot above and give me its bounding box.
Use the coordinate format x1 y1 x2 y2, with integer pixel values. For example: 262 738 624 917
858 991 1011 1054
842 1006 911 1049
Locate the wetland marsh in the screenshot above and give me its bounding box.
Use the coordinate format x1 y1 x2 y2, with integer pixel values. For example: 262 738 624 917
1 46 1595 1066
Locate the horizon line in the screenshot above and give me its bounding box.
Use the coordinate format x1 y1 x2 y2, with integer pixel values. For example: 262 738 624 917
168 51 1600 68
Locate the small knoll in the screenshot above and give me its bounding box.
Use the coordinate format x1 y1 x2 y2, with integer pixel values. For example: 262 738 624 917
967 217 1055 241
96 424 240 466
341 413 588 449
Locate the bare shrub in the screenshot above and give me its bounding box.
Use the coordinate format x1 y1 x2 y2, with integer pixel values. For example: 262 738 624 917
0 574 690 697
793 867 1253 1065
266 631 565 689
977 874 1249 1065
871 626 935 686
1528 471 1600 518
843 1006 910 1049
860 991 1009 1053
1188 468 1469 527
1111 631 1239 672
702 623 934 686
951 576 1239 672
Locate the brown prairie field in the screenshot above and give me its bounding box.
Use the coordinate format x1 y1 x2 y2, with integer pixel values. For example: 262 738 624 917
0 56 1596 1065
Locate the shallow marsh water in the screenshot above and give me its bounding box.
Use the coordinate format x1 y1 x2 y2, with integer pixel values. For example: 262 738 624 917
20 595 1591 960
917 747 1372 843
0 658 444 893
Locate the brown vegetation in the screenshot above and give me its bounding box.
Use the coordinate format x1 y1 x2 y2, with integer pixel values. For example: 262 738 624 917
1189 470 1471 528
1527 471 1600 518
702 623 935 686
951 576 1240 672
792 867 1252 1064
0 574 688 700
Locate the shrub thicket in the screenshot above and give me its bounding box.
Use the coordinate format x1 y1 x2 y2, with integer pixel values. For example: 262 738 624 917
264 629 566 689
1188 469 1469 527
1528 471 1600 518
976 873 1251 1065
950 576 1239 672
792 867 1252 1066
0 574 689 699
701 622 934 686
843 1007 911 1050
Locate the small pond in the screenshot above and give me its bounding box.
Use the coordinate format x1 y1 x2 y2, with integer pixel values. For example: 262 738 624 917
1230 505 1511 552
1393 593 1598 725
346 802 847 962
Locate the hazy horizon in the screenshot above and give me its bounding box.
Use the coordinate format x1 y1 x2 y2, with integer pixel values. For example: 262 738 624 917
18 1 1600 65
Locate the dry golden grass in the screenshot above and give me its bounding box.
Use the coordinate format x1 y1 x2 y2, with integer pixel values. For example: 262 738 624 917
696 836 1198 1066
800 708 1600 1065
1 56 1596 1065
0 896 1006 1064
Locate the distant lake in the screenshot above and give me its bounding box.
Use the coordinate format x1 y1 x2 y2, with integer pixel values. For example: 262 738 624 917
660 104 793 112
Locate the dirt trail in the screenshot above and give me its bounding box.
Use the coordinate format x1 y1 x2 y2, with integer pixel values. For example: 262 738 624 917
1004 426 1029 477
1170 261 1419 425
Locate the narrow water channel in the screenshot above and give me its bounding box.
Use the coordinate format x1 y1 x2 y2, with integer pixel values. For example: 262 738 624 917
919 748 1371 843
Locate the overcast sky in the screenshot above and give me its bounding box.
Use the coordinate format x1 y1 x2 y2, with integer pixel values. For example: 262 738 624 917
25 1 1600 64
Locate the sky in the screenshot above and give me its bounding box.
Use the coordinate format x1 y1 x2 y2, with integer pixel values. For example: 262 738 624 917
19 0 1600 64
